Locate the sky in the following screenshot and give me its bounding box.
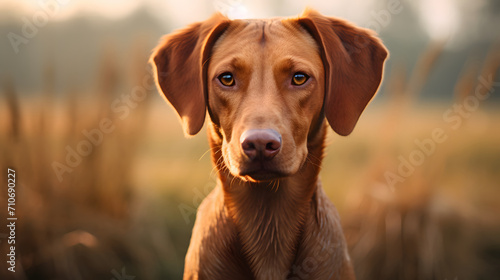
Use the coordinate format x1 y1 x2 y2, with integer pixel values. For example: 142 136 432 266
0 0 490 43
0 0 496 98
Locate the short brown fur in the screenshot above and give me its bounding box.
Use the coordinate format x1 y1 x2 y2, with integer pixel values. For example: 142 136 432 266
151 9 387 280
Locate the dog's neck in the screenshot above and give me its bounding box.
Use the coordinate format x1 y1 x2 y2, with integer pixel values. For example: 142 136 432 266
207 122 327 279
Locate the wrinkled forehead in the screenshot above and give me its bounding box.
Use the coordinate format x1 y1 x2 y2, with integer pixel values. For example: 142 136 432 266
210 18 321 68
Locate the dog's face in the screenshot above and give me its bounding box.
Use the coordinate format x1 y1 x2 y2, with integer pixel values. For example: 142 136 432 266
207 20 324 181
150 9 387 182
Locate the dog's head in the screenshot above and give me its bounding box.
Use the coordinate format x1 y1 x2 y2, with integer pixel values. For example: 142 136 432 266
151 9 387 182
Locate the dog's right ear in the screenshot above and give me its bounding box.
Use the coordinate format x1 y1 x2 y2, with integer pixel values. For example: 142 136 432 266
150 14 230 136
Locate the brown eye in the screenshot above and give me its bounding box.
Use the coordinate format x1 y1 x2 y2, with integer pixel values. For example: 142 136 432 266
292 72 309 86
218 72 235 87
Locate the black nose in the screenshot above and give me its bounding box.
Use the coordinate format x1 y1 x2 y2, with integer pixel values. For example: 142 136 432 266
240 129 282 160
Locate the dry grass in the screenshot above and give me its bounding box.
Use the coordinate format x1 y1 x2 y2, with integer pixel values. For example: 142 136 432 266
1 41 499 279
0 43 183 279
339 42 500 280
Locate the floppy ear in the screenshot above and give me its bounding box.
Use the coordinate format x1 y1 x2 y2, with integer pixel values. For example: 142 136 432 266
299 9 388 136
150 14 230 136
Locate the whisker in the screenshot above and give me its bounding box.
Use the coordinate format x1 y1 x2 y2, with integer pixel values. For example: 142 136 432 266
209 151 225 178
198 146 218 161
274 180 280 192
306 153 322 166
306 156 322 169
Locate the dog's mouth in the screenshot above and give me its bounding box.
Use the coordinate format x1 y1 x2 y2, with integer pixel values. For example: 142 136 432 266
238 164 288 182
223 149 290 182
231 152 309 182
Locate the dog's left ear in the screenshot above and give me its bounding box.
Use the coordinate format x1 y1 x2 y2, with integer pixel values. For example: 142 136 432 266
150 14 230 136
298 9 388 136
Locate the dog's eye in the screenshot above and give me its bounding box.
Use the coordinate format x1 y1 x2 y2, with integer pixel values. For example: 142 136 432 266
218 72 235 87
292 73 309 86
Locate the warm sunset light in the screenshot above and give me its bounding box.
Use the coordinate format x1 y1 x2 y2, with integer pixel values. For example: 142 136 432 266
1 0 499 279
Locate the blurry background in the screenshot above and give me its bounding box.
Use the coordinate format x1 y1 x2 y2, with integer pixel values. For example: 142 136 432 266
0 0 499 279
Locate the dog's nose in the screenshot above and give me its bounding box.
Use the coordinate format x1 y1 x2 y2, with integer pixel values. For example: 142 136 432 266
240 129 282 160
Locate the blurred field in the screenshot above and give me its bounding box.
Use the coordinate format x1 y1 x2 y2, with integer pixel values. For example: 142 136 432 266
1 28 500 280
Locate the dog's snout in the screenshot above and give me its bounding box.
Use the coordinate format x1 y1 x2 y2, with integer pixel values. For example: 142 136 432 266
240 129 282 160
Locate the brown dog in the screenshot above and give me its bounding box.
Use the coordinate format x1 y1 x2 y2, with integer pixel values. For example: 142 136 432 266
151 9 387 280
